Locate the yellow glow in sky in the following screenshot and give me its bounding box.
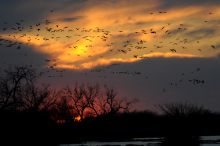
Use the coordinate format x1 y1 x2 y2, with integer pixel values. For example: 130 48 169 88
2 0 220 70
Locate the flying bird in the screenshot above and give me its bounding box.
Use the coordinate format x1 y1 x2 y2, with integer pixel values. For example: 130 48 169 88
170 49 176 52
134 55 138 58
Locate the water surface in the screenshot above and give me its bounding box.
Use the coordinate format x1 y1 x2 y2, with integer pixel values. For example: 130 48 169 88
60 135 220 146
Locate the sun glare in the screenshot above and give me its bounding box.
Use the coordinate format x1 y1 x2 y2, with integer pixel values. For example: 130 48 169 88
74 116 81 122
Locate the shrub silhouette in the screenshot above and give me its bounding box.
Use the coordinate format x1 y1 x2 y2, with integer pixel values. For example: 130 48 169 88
158 101 211 118
1 65 220 144
158 101 215 146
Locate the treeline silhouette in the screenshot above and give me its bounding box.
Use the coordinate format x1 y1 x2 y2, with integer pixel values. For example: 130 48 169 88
1 65 220 145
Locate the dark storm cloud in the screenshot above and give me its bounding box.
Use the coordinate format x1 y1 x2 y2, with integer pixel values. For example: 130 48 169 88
160 28 216 41
0 0 25 7
60 16 84 22
114 32 142 39
53 54 220 112
184 28 217 41
0 0 73 35
101 55 220 111
158 0 220 9
0 0 87 26
0 1 51 30
62 17 78 22
0 43 49 61
187 28 216 37
62 0 88 4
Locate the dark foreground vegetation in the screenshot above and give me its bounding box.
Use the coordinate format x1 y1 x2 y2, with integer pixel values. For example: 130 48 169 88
1 65 220 146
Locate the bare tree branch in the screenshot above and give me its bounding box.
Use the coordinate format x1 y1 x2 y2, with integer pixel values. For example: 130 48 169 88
0 65 37 110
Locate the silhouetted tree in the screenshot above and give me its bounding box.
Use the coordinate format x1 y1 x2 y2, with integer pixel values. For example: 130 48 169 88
0 65 37 110
21 83 60 112
61 83 101 121
50 95 78 123
96 85 139 116
158 102 213 146
158 101 211 118
61 83 138 121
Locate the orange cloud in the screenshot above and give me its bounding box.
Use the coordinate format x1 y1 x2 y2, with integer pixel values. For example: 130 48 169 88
1 0 220 70
143 52 202 58
54 52 202 70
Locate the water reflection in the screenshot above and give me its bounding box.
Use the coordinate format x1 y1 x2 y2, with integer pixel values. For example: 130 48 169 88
161 135 200 146
60 135 220 146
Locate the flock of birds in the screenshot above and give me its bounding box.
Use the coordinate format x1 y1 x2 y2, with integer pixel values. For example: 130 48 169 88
0 9 217 94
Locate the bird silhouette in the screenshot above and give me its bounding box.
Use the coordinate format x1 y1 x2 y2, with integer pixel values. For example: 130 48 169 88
170 49 176 52
0 8 218 89
134 55 138 58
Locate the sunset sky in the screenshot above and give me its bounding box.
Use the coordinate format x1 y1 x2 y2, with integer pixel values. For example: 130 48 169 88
0 0 220 112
